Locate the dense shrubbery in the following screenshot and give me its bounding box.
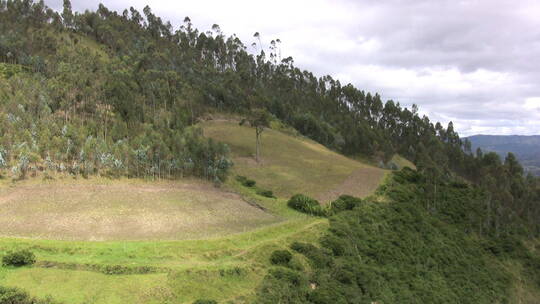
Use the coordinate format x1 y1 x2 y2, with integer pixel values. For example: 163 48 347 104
269 250 292 266
257 170 526 303
287 194 326 216
328 195 362 214
287 194 363 216
2 250 36 267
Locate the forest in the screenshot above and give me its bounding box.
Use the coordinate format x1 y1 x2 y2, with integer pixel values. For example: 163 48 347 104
0 1 539 302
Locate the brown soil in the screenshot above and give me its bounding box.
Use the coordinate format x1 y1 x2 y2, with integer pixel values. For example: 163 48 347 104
0 179 279 241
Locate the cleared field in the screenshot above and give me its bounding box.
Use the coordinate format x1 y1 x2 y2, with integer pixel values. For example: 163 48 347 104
202 120 386 202
0 178 279 241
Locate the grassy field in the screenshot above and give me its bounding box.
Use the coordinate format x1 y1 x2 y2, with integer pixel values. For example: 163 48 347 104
202 120 387 202
0 217 327 303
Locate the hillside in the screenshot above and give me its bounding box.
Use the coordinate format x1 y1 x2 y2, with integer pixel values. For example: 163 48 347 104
0 1 539 304
202 120 387 202
467 135 540 176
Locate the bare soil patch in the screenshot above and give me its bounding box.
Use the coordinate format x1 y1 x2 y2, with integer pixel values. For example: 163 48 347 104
0 179 279 241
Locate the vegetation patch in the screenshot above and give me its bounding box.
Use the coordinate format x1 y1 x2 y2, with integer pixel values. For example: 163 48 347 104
287 194 326 216
0 286 59 304
269 250 293 266
2 250 36 267
257 169 530 303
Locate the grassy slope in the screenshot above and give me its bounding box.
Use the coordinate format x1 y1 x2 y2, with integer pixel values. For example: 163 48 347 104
0 216 327 303
202 120 387 202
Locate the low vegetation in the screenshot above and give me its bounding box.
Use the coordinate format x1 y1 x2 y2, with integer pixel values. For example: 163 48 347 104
0 286 60 304
2 250 36 267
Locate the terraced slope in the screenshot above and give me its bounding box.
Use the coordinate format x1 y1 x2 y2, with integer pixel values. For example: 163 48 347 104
202 120 387 202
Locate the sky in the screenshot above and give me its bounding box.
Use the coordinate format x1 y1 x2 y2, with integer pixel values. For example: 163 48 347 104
46 0 540 136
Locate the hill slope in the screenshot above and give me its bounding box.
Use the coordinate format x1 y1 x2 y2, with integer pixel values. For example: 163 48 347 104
202 120 387 202
467 135 540 175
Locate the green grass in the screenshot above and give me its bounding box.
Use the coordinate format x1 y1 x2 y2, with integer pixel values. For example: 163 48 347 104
202 120 385 201
0 268 169 304
0 217 328 303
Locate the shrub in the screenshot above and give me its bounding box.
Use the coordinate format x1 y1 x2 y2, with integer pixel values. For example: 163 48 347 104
270 250 293 265
193 300 217 304
287 194 326 216
329 195 362 214
0 286 59 304
2 250 36 267
257 189 275 198
235 175 256 187
267 267 305 287
291 242 332 268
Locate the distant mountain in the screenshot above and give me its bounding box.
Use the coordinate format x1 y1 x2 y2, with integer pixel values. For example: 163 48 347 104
467 135 540 176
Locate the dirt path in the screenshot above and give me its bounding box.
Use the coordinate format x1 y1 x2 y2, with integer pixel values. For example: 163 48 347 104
315 167 386 203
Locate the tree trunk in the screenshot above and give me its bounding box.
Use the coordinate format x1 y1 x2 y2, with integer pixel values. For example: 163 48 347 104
255 132 260 162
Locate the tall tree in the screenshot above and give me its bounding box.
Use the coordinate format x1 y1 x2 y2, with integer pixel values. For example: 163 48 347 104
242 109 270 163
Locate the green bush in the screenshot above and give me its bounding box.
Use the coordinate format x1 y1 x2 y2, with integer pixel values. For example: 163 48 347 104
287 194 326 216
0 286 59 304
290 242 332 268
257 189 275 198
329 195 362 214
2 250 36 267
235 175 256 187
270 250 293 265
193 300 217 304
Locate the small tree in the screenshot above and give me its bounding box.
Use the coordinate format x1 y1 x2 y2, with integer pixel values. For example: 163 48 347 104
242 109 270 163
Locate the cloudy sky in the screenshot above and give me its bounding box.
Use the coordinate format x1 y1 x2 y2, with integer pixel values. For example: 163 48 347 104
47 0 540 136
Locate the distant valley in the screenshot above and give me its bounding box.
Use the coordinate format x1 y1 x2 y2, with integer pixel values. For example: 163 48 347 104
467 135 540 176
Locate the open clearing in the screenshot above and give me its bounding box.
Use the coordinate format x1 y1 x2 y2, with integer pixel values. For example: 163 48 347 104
202 120 387 202
0 178 279 241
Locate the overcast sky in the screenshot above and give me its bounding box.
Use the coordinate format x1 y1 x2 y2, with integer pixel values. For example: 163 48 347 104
46 0 540 136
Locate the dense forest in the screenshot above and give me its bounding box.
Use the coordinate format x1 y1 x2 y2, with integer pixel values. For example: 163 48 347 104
0 2 540 302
